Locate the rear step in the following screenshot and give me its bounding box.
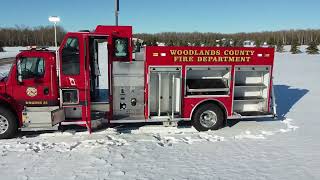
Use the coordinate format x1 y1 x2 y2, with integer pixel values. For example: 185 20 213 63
230 111 275 119
237 111 273 116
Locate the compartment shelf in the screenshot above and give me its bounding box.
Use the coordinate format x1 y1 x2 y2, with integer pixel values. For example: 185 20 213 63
234 83 266 88
234 96 265 102
232 66 271 113
187 88 229 93
235 111 273 116
187 79 229 93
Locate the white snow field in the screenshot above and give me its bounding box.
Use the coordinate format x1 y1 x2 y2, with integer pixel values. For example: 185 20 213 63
0 52 319 180
0 63 12 79
0 47 29 59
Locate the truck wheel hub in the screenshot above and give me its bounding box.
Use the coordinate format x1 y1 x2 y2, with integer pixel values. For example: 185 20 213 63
200 110 217 128
0 115 9 134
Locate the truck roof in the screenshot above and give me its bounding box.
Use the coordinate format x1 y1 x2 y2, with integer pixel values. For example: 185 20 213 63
17 48 56 58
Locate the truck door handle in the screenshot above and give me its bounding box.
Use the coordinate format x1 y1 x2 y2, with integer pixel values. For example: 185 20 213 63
44 87 49 95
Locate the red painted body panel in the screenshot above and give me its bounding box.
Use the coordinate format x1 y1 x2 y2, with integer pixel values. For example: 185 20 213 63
14 51 59 106
144 46 275 119
145 46 274 66
94 25 133 63
183 97 231 118
57 26 133 128
0 50 58 126
0 26 134 129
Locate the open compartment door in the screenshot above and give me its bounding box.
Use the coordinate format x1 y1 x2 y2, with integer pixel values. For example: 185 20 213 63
88 36 110 124
58 33 92 132
149 67 182 119
52 108 66 126
233 66 274 117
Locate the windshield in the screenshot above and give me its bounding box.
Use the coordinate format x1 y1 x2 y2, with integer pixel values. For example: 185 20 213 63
0 64 13 81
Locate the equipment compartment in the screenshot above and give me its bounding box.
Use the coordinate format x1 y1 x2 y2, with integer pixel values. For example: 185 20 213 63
149 67 182 118
233 66 271 115
186 66 231 96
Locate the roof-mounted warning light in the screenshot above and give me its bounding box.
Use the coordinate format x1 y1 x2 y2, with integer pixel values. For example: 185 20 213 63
25 46 50 51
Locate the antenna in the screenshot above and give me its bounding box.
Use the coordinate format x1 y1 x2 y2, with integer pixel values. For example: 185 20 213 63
115 0 119 26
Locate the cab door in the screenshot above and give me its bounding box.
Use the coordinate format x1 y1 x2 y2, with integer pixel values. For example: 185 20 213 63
59 33 91 131
14 52 58 106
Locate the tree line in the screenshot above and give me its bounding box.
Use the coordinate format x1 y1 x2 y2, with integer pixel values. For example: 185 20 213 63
0 25 66 49
134 29 320 47
1 26 319 54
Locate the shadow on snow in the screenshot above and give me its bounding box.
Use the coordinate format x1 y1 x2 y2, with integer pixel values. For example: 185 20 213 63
274 85 309 118
227 84 309 127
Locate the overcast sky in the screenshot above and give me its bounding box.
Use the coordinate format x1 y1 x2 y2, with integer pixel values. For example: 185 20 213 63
0 0 319 33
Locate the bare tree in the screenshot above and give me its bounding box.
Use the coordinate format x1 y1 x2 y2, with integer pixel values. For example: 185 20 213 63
0 25 66 46
135 29 320 47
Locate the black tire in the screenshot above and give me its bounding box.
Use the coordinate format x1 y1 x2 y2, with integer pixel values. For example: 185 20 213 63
0 107 18 139
192 103 224 131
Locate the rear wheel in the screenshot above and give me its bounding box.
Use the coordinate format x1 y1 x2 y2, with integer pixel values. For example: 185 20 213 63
192 103 224 131
0 107 18 139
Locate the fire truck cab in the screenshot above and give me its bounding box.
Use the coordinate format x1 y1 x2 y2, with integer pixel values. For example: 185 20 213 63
0 25 276 139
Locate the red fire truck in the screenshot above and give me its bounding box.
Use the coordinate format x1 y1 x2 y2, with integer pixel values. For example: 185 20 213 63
0 25 276 139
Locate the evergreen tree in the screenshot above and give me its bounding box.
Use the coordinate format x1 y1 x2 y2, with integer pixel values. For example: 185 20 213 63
233 39 242 47
167 40 174 46
276 41 284 52
152 38 158 46
267 37 276 47
209 41 216 47
145 41 152 46
177 39 187 46
306 41 319 54
194 41 201 46
290 40 301 54
255 40 261 47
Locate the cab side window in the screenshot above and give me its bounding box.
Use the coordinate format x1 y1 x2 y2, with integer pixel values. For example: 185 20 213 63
18 57 45 79
62 37 80 75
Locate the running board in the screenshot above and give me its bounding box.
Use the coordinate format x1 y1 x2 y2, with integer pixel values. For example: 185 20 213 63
229 114 275 119
61 121 87 125
20 125 59 132
110 116 186 123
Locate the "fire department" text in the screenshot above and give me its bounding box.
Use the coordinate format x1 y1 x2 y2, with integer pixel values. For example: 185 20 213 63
170 49 255 63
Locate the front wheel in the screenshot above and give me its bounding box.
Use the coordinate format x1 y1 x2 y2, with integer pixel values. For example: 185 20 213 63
0 107 18 139
192 103 224 131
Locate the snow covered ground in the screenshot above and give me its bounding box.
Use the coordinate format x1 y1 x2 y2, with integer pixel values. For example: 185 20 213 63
0 63 12 79
0 52 320 180
0 47 26 59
